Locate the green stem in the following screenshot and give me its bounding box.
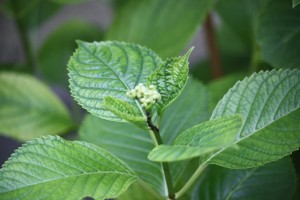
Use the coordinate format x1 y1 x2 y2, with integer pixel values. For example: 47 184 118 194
175 165 207 199
146 112 175 200
250 43 261 73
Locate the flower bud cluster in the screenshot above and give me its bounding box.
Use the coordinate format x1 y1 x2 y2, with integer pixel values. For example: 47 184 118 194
126 83 161 109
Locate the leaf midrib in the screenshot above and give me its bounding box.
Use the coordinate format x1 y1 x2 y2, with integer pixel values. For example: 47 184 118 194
1 171 136 193
78 42 130 91
78 42 146 117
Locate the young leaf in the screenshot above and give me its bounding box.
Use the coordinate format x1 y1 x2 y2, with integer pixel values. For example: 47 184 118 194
256 0 300 68
203 69 300 168
0 136 137 200
0 72 73 141
147 49 192 113
148 115 242 162
192 157 296 200
106 0 215 58
68 41 162 122
104 96 147 128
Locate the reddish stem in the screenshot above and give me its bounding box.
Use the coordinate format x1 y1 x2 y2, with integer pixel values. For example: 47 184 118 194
204 13 223 79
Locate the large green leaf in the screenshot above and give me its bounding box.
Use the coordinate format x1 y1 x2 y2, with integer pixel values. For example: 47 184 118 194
148 115 242 162
148 49 192 113
192 157 296 200
216 0 264 48
68 41 162 121
0 72 73 141
79 78 209 195
38 20 102 87
0 136 137 199
2 0 60 30
202 69 300 168
208 73 246 112
256 0 300 69
106 0 215 58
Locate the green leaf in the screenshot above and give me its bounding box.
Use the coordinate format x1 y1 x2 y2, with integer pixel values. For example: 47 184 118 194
293 0 300 7
2 0 60 30
0 72 73 141
148 115 242 162
106 0 215 58
216 0 264 48
202 69 300 168
79 114 165 195
104 96 147 128
118 181 163 200
79 78 209 195
208 73 246 112
38 20 102 87
192 157 296 200
0 136 137 199
148 49 192 113
256 0 300 68
68 41 162 122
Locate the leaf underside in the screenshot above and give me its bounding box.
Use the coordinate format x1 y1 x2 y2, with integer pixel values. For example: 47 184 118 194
203 69 300 168
0 72 73 141
0 136 137 200
68 41 162 121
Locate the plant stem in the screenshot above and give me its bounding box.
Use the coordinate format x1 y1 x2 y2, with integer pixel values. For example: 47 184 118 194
250 43 261 73
175 164 207 199
204 13 223 79
146 112 175 200
12 4 35 73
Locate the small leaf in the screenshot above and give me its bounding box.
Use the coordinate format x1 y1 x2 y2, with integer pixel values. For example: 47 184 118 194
256 0 300 68
0 72 73 141
203 69 300 168
192 157 296 200
148 115 242 162
68 41 162 121
104 96 147 128
148 48 192 113
0 136 137 200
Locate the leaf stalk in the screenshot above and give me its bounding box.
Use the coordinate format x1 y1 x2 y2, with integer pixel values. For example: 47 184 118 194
146 112 175 200
175 164 207 199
